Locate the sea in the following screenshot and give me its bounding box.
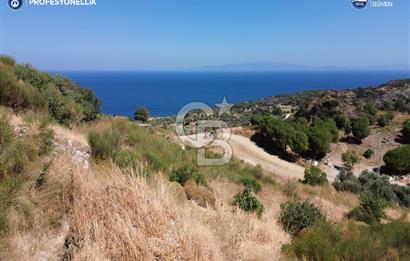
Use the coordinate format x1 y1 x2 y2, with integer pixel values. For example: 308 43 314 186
55 71 410 117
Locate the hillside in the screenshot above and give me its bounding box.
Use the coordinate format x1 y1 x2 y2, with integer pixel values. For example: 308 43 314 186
0 56 100 126
153 79 410 127
1 57 410 260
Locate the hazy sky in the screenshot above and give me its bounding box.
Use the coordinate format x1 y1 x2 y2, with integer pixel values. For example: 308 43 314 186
1 0 409 70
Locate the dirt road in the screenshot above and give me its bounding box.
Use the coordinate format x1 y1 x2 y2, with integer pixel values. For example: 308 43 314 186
228 134 305 179
180 133 305 180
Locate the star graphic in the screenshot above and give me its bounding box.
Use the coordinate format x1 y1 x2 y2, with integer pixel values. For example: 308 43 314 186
216 97 234 116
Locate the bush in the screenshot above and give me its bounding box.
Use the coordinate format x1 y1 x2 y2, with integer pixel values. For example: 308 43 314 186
392 185 410 207
279 200 322 234
303 166 328 186
233 187 264 217
134 107 149 122
283 220 410 260
364 102 378 116
348 192 386 224
193 171 207 186
88 128 121 160
333 113 349 130
307 125 332 159
11 63 101 125
377 115 390 127
383 100 394 111
169 166 207 186
401 120 410 144
332 170 361 193
114 151 139 172
383 145 410 175
394 98 406 112
169 166 191 185
352 116 370 142
358 171 397 203
335 170 410 207
341 150 360 170
363 148 374 159
241 177 261 193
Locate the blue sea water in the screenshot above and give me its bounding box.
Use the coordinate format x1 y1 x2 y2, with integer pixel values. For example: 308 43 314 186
56 71 410 117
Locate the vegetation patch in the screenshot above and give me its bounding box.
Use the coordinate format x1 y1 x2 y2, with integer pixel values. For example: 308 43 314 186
302 166 328 186
383 145 410 175
279 200 322 235
283 220 410 260
333 170 410 207
232 187 264 217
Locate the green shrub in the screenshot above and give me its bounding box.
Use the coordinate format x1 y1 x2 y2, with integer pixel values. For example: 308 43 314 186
169 166 207 186
376 112 394 128
125 128 145 146
363 148 374 159
352 116 370 142
393 185 410 207
144 151 165 171
280 200 322 234
333 113 349 130
307 125 333 159
364 102 378 116
134 107 149 122
283 220 410 260
358 171 397 203
332 170 362 193
0 63 45 112
341 150 360 170
394 98 406 112
114 151 139 172
334 170 410 207
1 61 101 125
193 171 207 186
88 128 120 160
241 177 261 193
282 220 338 260
232 187 264 217
401 120 410 144
383 100 394 111
383 145 410 175
303 166 328 186
348 192 386 224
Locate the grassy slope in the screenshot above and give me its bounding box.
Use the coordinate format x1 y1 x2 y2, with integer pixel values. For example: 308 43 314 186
0 110 374 260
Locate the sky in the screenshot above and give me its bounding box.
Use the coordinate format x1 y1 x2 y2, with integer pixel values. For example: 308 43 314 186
1 0 409 70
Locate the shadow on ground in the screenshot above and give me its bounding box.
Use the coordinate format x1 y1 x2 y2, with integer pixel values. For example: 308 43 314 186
250 133 298 162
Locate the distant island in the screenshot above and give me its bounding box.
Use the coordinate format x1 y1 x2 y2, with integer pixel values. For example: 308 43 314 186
195 62 410 71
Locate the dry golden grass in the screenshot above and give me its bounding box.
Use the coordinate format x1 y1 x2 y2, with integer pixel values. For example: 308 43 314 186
1 113 371 260
64 164 291 260
273 177 359 222
1 155 72 260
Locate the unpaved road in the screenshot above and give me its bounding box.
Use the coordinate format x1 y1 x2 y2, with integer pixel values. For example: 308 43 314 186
180 133 305 180
228 134 305 179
